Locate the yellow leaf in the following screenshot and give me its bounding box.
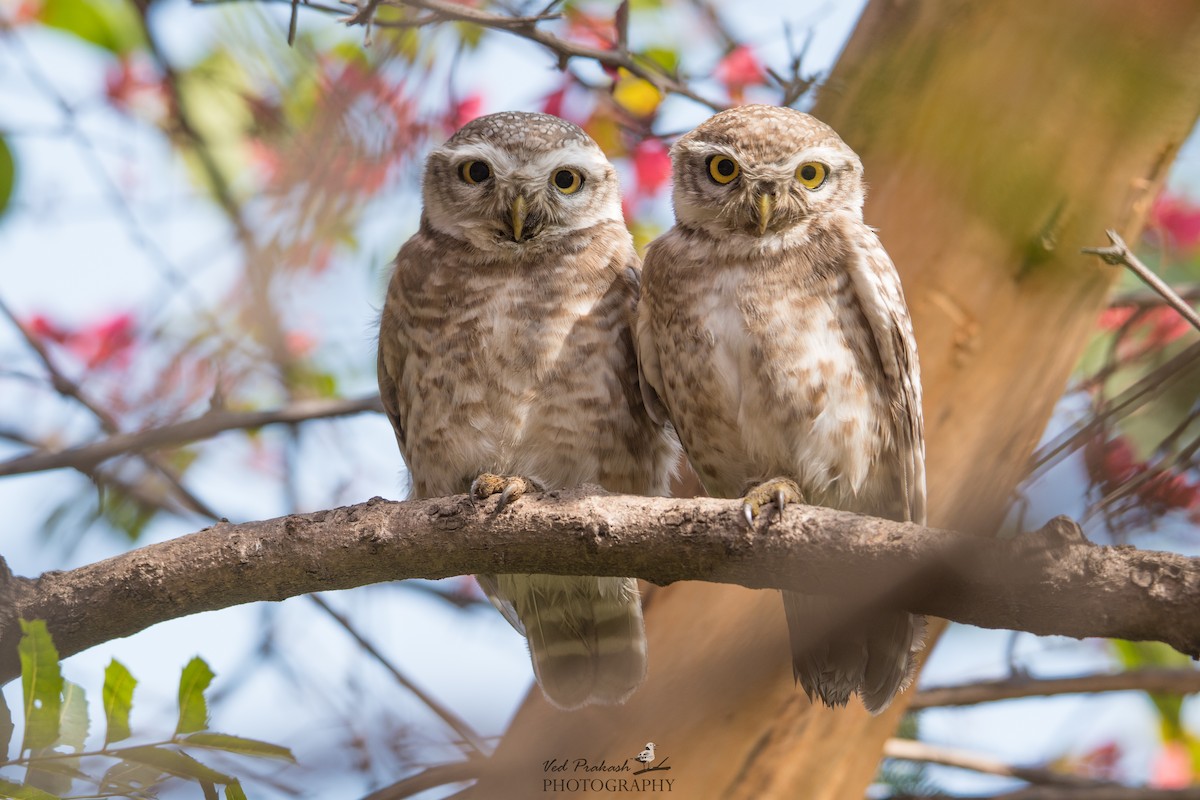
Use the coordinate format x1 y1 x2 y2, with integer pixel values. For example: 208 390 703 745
612 70 662 118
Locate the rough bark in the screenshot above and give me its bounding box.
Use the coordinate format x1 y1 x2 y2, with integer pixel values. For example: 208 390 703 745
477 2 1200 798
1 491 1198 686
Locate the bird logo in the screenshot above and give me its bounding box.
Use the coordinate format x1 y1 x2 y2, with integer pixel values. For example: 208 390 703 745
635 742 656 766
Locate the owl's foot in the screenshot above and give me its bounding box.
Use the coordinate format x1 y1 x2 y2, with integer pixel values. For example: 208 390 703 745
471 473 542 512
741 477 804 525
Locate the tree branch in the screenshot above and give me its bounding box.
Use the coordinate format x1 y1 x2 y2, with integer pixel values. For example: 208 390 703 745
0 395 383 477
1 490 1198 685
910 668 1200 709
882 738 1106 788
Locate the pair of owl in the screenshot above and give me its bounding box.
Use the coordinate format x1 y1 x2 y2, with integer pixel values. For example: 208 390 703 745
377 105 926 715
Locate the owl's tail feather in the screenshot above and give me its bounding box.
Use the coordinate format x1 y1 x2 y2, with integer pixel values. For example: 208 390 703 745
783 591 925 715
513 575 647 710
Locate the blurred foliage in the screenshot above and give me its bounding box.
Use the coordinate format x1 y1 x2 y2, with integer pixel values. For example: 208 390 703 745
1030 194 1200 541
0 135 12 220
1 621 292 799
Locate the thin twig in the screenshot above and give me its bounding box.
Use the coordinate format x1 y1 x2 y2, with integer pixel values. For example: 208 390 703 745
0 295 219 519
910 668 1200 709
1083 229 1200 334
1110 282 1200 309
1029 340 1200 474
882 738 1111 788
895 788 1200 800
360 760 479 800
307 594 493 758
0 395 382 478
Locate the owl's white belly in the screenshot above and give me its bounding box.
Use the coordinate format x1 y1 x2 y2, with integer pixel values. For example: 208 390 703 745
680 267 887 505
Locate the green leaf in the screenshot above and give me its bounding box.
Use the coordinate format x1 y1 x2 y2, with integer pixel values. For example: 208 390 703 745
36 0 144 55
0 134 13 221
183 732 295 762
175 657 214 735
102 659 137 746
201 782 219 800
120 746 235 785
225 780 248 800
0 778 61 799
99 759 167 795
18 621 62 752
0 690 13 756
57 682 88 753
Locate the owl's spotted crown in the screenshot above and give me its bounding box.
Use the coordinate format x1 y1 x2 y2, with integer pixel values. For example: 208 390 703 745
448 111 593 152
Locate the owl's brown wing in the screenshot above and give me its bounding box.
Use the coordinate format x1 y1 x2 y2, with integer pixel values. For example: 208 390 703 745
632 243 671 428
376 260 408 453
846 232 927 526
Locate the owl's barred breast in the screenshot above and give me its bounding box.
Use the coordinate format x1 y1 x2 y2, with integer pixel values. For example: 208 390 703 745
644 223 898 514
384 222 674 500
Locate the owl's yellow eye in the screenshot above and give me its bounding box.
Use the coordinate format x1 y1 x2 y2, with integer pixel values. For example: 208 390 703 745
796 162 828 189
552 168 584 195
459 160 491 185
706 155 740 185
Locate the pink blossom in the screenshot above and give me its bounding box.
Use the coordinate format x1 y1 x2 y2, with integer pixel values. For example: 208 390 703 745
1149 194 1200 252
716 45 765 102
1151 742 1193 788
632 139 671 198
450 94 484 129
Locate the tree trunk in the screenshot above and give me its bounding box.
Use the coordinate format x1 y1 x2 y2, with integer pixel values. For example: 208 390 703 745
473 2 1200 797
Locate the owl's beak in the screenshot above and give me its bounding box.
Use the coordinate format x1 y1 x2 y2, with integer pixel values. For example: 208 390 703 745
510 195 527 242
756 194 774 236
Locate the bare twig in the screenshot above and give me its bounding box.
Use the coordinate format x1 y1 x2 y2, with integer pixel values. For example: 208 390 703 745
1084 230 1200 334
307 594 492 757
0 296 219 519
212 0 725 109
883 738 1106 788
361 760 478 800
895 787 1200 800
910 668 1200 709
2 493 1199 686
0 395 382 477
1109 282 1200 309
1029 340 1200 474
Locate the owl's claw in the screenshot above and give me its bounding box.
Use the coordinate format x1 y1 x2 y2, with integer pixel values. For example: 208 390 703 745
471 472 540 512
741 477 804 524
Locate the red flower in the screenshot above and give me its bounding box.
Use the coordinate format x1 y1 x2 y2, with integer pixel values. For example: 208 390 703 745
1084 435 1143 491
716 45 766 103
1143 306 1192 348
632 138 671 198
1148 193 1200 252
1098 305 1136 331
104 57 168 123
450 94 484 130
25 312 136 369
26 314 70 344
1151 742 1193 788
542 85 568 118
76 313 136 369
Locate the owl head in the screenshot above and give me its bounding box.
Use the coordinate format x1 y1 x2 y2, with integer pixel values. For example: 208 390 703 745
670 105 865 241
422 111 624 256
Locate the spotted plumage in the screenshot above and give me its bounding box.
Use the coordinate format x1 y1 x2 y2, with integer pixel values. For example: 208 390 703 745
378 111 678 709
637 105 926 713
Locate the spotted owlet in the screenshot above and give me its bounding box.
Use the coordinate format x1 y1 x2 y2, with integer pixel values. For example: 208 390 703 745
636 105 926 713
377 111 678 709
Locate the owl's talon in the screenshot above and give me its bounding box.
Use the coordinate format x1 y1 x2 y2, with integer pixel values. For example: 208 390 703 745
496 482 523 512
471 472 540 512
741 477 804 524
